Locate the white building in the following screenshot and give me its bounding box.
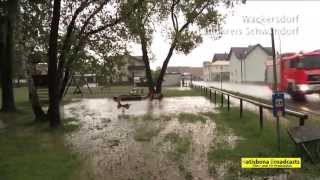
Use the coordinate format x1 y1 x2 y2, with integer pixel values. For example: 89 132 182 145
118 55 146 83
203 53 229 81
210 60 230 81
229 44 273 83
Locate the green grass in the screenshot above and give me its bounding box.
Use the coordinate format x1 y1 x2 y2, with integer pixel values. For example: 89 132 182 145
64 85 147 98
178 112 207 123
204 109 294 160
203 109 320 179
163 88 201 97
0 88 81 180
64 85 201 98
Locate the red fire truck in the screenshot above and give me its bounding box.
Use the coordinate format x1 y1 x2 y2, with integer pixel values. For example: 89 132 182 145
266 51 320 100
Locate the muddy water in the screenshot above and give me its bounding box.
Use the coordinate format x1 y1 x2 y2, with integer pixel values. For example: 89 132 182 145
64 97 220 180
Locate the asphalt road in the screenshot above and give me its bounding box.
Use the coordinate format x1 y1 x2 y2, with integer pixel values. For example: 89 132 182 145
192 81 320 116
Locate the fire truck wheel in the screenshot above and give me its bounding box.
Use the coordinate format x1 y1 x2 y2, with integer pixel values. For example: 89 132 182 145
291 93 306 102
286 83 294 94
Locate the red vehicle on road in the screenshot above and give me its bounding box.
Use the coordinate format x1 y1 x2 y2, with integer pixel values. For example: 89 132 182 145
266 51 320 100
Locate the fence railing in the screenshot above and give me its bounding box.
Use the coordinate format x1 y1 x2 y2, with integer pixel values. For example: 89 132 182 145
190 83 308 128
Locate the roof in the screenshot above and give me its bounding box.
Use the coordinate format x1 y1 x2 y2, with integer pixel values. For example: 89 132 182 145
212 60 230 66
166 66 203 77
228 44 273 60
212 53 228 62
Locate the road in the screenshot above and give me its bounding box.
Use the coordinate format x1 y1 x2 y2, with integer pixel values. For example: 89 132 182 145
192 81 320 116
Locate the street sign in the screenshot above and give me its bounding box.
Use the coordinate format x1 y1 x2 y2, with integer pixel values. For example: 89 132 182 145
272 92 285 117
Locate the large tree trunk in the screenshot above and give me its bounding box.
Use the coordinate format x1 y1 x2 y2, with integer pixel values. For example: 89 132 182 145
155 45 176 94
47 0 62 128
0 0 18 112
22 58 46 121
28 77 46 121
139 31 155 96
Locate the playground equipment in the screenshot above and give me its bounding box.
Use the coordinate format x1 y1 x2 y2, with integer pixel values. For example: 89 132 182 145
64 73 94 96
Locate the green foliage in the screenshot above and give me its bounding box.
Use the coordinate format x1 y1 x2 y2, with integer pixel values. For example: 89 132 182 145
18 0 127 78
174 31 203 54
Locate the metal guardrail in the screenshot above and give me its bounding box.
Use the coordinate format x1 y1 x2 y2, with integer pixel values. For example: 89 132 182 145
191 84 308 128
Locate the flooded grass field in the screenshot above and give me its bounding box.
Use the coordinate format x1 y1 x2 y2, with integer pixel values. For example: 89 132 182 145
64 97 227 180
62 95 319 180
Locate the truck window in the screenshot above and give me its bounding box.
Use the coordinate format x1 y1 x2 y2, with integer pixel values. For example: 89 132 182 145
298 56 320 69
289 59 299 68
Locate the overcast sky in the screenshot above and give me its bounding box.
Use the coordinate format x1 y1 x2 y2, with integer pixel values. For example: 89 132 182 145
128 0 320 69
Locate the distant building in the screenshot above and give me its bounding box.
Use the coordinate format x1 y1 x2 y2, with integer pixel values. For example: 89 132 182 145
124 55 146 82
210 60 230 81
166 66 203 80
229 44 272 83
163 72 182 86
112 55 146 83
212 53 228 62
203 53 230 81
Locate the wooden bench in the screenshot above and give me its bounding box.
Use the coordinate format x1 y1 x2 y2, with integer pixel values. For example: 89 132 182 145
288 126 320 164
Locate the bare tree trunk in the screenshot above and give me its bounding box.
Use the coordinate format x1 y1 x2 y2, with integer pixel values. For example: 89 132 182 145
0 0 18 112
22 58 46 121
139 30 155 96
28 77 47 121
155 45 176 94
47 0 62 128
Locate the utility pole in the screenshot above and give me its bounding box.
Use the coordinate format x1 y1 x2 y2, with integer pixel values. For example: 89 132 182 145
220 66 223 90
271 28 278 91
271 28 281 152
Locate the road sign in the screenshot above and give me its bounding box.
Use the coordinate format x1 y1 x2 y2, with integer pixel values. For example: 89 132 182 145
272 92 285 117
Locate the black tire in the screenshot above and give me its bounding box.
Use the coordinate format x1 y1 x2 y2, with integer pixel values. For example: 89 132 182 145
286 83 294 94
291 93 306 102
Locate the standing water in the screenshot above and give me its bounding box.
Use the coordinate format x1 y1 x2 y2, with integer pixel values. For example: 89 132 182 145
64 97 223 180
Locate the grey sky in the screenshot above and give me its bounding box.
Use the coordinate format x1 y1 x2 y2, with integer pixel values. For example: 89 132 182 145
128 0 320 69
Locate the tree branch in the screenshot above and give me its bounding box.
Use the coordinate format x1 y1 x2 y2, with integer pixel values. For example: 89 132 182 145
85 16 121 36
57 1 90 71
178 1 210 33
171 0 179 32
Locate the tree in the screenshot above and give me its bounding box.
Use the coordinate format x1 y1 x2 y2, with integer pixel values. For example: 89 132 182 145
121 0 164 95
46 0 124 128
123 0 243 95
57 0 124 100
16 0 52 121
0 0 19 112
47 0 62 128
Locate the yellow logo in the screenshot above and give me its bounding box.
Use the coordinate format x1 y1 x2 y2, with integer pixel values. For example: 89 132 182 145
241 158 301 168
